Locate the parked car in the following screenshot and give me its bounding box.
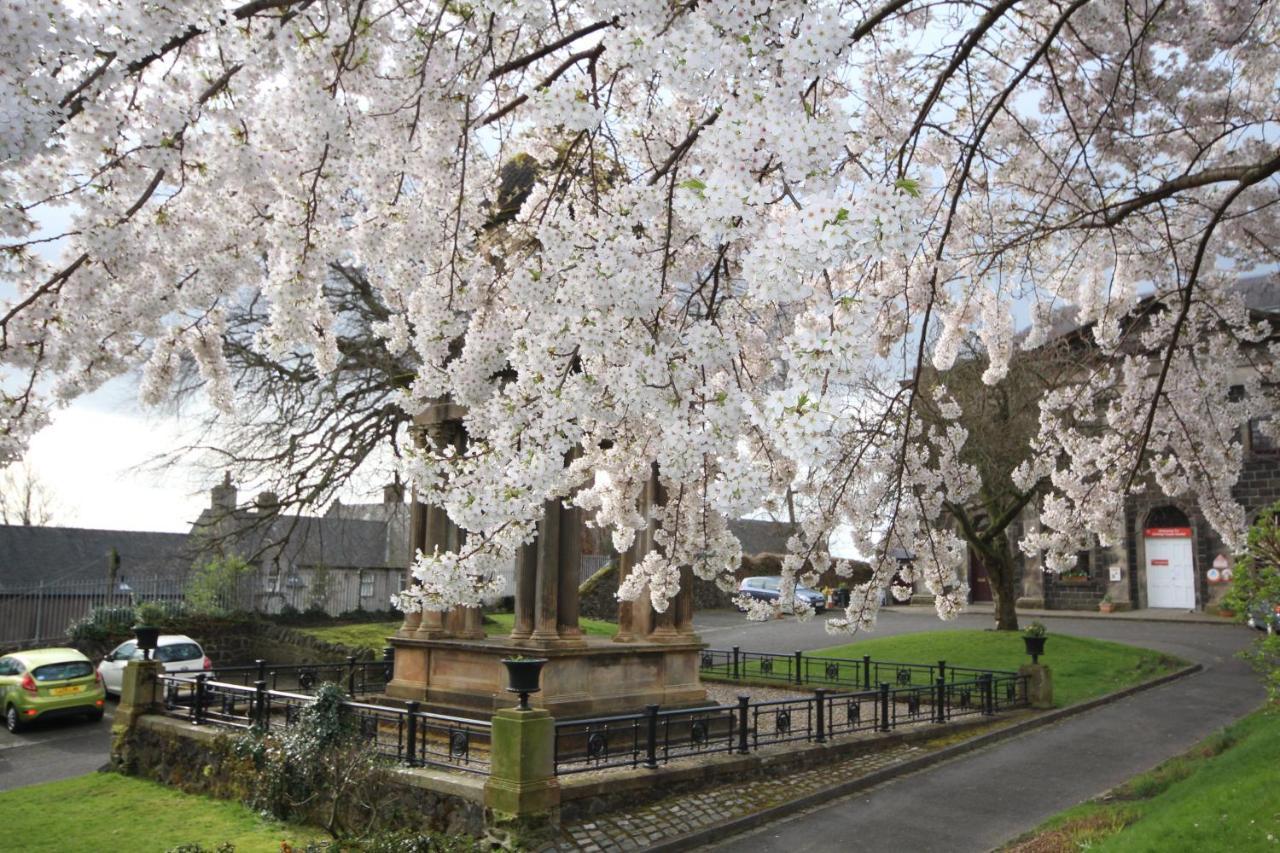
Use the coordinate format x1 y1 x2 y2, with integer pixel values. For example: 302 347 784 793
1246 602 1280 634
0 648 106 733
737 576 826 613
97 634 212 696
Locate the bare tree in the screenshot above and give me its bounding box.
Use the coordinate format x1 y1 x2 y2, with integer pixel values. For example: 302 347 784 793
0 462 61 527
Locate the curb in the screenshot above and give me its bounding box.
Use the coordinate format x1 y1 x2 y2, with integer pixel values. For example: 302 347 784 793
644 662 1204 853
889 604 1235 627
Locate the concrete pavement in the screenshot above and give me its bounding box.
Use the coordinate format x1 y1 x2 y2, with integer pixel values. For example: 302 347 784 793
0 702 115 792
695 612 1263 853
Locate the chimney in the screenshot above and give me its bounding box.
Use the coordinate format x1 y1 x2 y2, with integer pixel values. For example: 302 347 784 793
255 491 280 515
383 480 405 505
211 471 237 512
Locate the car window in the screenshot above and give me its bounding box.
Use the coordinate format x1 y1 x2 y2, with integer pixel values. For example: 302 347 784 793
155 643 203 663
33 661 94 681
113 641 140 661
0 658 15 676
762 578 780 591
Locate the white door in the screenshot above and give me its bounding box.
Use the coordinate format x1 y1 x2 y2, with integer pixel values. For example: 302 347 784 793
1145 536 1196 609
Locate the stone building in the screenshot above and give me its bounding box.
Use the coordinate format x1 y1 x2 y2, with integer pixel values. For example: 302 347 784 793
1002 275 1280 613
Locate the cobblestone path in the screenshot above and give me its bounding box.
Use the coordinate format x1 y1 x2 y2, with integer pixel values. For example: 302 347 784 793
540 741 924 852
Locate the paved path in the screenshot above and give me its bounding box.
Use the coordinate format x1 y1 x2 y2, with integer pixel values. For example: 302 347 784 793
696 616 1262 853
0 703 115 792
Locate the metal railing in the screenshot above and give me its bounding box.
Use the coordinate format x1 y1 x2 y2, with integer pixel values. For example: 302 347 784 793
698 647 1016 690
553 673 1029 775
167 654 394 697
157 674 492 775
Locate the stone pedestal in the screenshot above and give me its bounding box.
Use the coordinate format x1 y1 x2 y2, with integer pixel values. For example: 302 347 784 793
1018 663 1054 709
387 634 706 718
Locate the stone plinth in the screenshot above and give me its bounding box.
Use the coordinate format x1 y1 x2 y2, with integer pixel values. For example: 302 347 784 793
387 634 707 718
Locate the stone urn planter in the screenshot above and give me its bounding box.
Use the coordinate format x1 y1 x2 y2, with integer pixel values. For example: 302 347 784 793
133 625 161 660
1022 622 1047 664
501 657 548 710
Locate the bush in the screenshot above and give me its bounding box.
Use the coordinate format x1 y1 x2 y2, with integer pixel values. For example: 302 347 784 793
66 604 140 643
1224 501 1280 700
186 557 254 617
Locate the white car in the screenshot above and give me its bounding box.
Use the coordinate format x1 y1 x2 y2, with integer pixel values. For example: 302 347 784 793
97 634 211 696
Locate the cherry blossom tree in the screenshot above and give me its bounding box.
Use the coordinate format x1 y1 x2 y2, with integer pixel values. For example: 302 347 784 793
2 0 1277 631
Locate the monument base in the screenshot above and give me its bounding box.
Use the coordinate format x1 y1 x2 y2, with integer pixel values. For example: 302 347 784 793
386 633 707 718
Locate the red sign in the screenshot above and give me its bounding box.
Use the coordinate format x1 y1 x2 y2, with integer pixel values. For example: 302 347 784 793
1150 559 1169 566
1145 527 1192 538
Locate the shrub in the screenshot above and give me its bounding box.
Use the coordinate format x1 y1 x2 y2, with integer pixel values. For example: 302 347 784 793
185 556 254 617
1224 501 1280 700
66 604 139 643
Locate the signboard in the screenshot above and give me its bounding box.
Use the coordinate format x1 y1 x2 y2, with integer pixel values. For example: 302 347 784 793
1212 554 1230 570
1208 568 1221 583
1145 527 1193 538
1150 558 1169 566
1109 566 1122 582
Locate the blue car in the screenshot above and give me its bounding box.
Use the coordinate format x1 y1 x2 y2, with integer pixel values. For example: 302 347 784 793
737 576 826 613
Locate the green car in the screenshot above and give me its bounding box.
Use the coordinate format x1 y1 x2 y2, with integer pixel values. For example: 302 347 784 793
0 647 106 733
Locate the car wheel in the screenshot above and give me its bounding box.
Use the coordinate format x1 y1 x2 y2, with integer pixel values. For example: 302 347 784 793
5 705 23 734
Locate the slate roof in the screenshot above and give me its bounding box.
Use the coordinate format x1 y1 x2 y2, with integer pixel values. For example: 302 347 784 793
727 519 795 556
0 524 193 590
191 509 399 570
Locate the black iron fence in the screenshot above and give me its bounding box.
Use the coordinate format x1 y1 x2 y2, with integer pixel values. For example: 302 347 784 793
167 653 394 697
553 673 1028 775
698 647 1010 690
156 674 491 775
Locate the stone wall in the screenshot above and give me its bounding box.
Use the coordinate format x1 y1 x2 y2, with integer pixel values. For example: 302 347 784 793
121 716 487 838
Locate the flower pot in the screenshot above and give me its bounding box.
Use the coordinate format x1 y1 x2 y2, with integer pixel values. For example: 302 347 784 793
501 658 548 710
1099 602 1115 614
1023 635 1046 663
133 625 161 660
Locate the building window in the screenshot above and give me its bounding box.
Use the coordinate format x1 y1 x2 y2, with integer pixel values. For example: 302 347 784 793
359 571 375 599
1250 416 1277 454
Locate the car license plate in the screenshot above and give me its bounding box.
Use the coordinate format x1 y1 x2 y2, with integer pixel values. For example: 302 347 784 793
50 685 84 696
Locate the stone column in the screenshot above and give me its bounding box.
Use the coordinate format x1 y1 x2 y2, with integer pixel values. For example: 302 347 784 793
613 541 637 643
676 564 695 634
511 539 538 640
530 498 562 642
398 495 427 636
556 501 584 641
645 468 679 641
484 706 560 832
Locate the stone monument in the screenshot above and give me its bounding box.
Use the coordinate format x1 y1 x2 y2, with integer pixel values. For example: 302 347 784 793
387 401 707 718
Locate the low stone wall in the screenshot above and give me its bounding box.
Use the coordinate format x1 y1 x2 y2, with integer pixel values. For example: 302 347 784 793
1043 576 1105 611
123 715 487 837
71 618 379 666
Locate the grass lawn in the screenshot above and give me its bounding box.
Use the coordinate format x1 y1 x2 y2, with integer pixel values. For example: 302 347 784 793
717 630 1185 708
1003 705 1280 852
299 612 617 651
0 772 324 853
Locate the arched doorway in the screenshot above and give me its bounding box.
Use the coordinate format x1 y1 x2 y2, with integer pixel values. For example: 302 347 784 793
1144 506 1196 609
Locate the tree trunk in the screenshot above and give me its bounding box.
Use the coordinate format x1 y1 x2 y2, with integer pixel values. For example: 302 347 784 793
980 537 1020 631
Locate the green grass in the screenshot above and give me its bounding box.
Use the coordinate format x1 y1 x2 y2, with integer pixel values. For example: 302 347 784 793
717 630 1184 708
299 612 617 651
1004 706 1280 852
0 772 324 853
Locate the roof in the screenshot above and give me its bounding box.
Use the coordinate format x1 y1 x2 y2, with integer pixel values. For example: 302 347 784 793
0 524 192 590
192 510 400 570
728 519 796 556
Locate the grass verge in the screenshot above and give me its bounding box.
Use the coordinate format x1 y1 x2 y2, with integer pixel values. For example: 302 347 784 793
0 772 324 853
708 630 1185 707
299 612 617 651
1002 705 1280 852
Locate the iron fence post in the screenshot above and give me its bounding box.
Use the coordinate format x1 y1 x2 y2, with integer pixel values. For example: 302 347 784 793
644 704 660 769
405 700 419 766
254 679 267 729
863 655 872 690
814 689 826 743
935 677 946 724
938 659 946 683
794 650 804 685
981 673 993 715
732 646 740 681
346 655 356 694
737 695 749 754
193 674 207 725
879 682 890 732
256 659 266 682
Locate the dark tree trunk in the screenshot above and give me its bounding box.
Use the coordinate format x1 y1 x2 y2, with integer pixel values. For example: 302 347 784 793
975 535 1020 631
